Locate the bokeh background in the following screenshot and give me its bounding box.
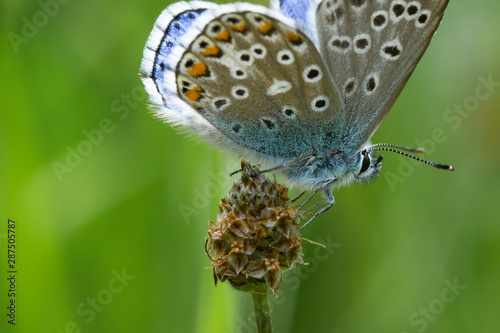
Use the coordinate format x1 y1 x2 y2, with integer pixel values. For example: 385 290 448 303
1 0 499 332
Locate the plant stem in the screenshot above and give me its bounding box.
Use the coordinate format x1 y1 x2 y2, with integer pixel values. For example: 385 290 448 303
252 290 273 333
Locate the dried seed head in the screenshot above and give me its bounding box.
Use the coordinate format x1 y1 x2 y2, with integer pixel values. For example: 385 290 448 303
206 161 304 294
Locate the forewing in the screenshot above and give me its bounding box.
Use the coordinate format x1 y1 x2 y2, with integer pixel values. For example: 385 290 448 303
315 0 450 152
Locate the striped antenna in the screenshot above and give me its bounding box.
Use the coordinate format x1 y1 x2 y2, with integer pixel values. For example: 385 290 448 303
370 143 425 153
369 147 454 171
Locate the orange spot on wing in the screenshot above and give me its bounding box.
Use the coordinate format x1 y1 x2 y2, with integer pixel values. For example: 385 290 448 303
187 63 207 77
259 21 274 34
285 31 302 43
230 23 246 32
202 46 220 56
185 90 200 101
192 86 202 92
216 29 230 41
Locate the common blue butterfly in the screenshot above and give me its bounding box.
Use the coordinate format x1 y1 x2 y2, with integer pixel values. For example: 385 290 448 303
140 0 453 227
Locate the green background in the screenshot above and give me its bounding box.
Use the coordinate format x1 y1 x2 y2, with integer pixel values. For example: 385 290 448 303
1 0 499 332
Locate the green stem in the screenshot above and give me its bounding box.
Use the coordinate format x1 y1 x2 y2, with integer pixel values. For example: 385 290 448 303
252 290 273 333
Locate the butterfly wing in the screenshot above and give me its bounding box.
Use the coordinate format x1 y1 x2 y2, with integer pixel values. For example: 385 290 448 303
271 0 318 40
161 4 345 161
313 0 450 152
140 2 225 141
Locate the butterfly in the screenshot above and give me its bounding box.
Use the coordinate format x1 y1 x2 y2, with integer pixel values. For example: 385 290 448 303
140 0 453 227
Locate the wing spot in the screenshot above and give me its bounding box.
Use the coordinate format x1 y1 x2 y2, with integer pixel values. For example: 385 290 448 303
371 10 388 31
193 35 223 58
303 65 323 83
330 36 352 53
261 118 277 131
408 5 418 15
187 63 209 77
267 80 292 96
184 59 194 68
311 96 330 112
214 99 226 108
224 14 247 33
247 13 275 35
416 9 431 28
418 13 428 23
332 39 349 48
182 84 203 101
405 1 421 20
237 51 254 65
393 4 405 16
277 49 295 65
285 31 304 46
226 16 240 24
207 22 231 42
390 1 407 23
344 78 357 96
282 106 297 119
202 46 220 57
185 90 201 102
231 68 247 79
231 85 249 99
259 21 275 35
373 14 386 26
380 39 403 60
250 44 267 59
232 124 242 133
356 38 368 49
307 69 320 79
216 29 230 42
384 45 401 57
230 23 247 32
367 78 376 91
211 97 230 111
364 74 379 94
353 34 371 54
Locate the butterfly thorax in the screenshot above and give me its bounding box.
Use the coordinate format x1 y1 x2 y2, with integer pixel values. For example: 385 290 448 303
279 144 381 191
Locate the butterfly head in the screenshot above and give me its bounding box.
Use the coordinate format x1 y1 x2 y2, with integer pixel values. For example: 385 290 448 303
352 142 456 187
354 146 383 185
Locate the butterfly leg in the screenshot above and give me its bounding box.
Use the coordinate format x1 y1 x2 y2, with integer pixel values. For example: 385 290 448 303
302 198 329 214
300 189 335 230
294 178 336 221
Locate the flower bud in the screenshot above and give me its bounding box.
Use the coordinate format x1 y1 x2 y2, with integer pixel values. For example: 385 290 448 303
206 161 304 294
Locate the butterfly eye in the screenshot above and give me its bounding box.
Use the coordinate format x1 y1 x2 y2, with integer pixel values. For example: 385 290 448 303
360 152 371 174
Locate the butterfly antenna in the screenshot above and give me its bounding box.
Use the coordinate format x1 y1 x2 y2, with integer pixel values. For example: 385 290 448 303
370 143 425 153
369 147 454 171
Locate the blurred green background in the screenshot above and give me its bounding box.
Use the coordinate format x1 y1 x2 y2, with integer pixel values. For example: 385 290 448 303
1 0 499 332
